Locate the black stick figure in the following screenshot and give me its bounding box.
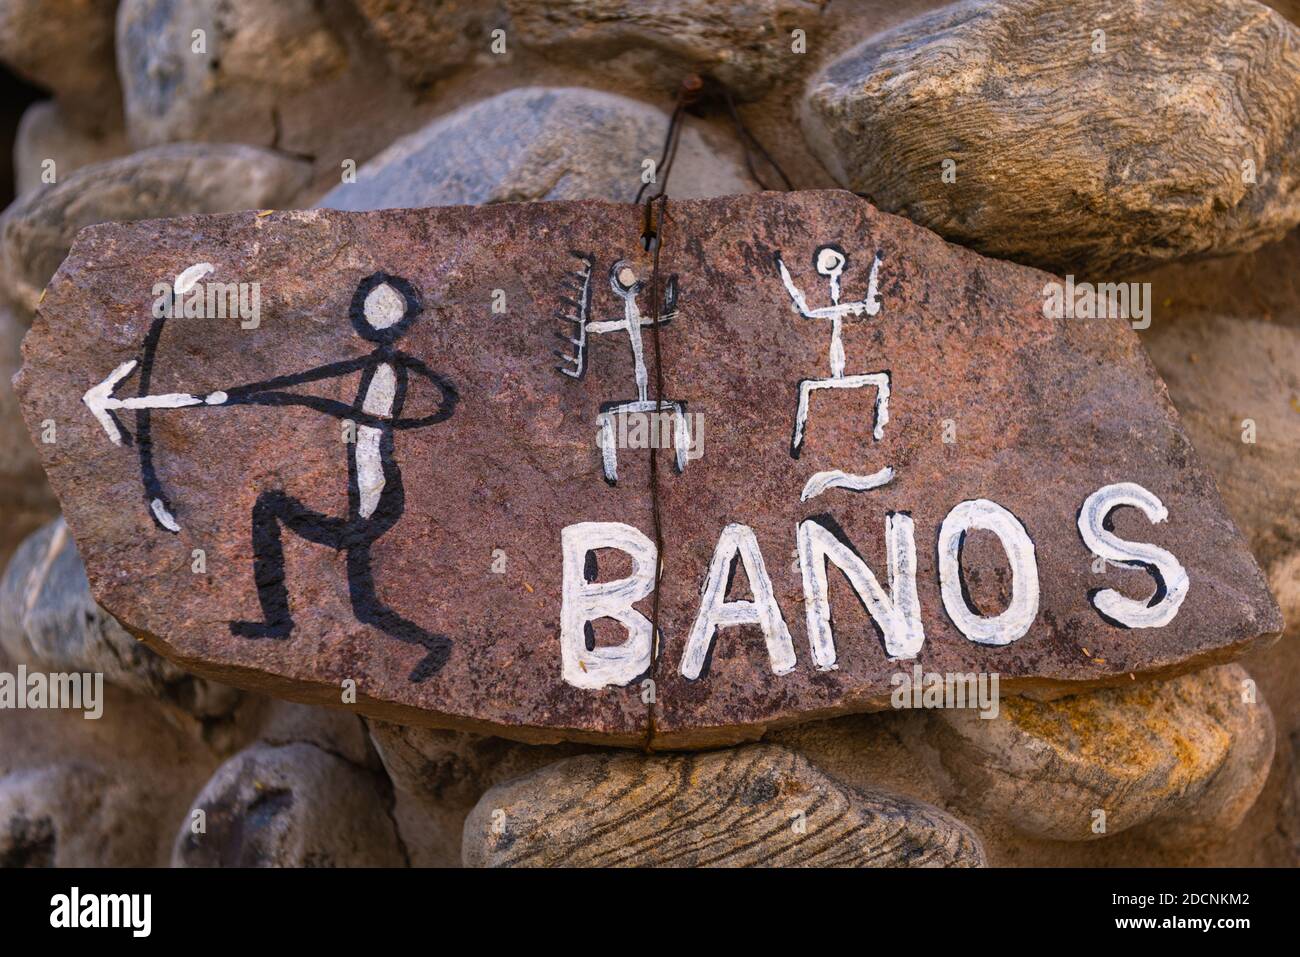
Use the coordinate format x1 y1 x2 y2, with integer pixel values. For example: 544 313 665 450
217 273 458 682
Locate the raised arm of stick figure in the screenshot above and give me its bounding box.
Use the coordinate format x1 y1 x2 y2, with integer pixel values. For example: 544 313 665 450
776 254 816 317
657 274 679 322
392 352 459 429
775 246 882 320
591 261 678 330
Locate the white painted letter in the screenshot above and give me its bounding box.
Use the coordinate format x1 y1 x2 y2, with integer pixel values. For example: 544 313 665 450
560 522 656 689
680 524 795 680
938 499 1038 645
1078 482 1188 628
798 513 924 669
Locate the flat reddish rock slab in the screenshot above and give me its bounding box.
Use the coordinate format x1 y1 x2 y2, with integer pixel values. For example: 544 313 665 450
15 191 1282 747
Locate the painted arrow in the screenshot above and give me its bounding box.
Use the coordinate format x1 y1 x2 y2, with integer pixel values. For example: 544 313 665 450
83 359 226 446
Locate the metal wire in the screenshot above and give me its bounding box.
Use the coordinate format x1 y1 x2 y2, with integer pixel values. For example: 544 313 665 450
632 75 792 749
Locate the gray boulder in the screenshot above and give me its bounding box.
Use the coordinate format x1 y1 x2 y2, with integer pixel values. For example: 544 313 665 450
0 518 241 720
172 742 405 867
0 143 310 315
0 764 157 866
318 86 755 211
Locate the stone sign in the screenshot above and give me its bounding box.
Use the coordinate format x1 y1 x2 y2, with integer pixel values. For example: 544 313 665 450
14 191 1282 746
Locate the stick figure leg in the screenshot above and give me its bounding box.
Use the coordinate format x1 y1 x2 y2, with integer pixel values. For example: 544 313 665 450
597 408 619 485
230 490 346 639
791 379 815 458
346 542 451 682
667 401 689 473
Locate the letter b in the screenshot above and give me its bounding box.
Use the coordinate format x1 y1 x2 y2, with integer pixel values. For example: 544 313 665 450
560 522 656 689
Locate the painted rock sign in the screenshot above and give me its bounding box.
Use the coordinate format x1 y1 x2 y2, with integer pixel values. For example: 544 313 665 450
15 191 1282 747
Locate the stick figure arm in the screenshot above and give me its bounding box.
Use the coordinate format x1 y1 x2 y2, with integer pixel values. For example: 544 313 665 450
223 390 381 424
219 356 372 401
631 277 680 326
392 353 458 428
775 254 814 317
659 274 678 321
807 302 870 319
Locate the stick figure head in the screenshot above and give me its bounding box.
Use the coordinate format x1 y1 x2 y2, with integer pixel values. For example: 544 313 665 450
814 245 847 279
609 260 645 301
350 272 422 344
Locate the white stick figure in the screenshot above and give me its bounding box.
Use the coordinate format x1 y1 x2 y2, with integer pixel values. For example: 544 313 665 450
556 254 690 485
775 244 893 501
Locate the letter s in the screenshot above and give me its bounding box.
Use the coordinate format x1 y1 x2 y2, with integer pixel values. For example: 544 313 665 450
1078 482 1188 628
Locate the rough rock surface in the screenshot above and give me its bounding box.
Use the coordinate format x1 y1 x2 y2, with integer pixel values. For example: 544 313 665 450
0 0 121 131
802 0 1300 275
352 0 504 90
0 764 155 867
14 191 1281 746
910 664 1275 842
0 303 57 565
0 518 241 720
0 640 236 866
171 741 404 866
1144 316 1300 582
0 143 310 316
368 721 583 866
318 87 755 211
255 700 377 769
1133 226 1300 330
114 0 417 181
0 0 1292 872
117 0 343 148
769 708 945 806
507 0 825 99
463 744 986 866
12 101 129 198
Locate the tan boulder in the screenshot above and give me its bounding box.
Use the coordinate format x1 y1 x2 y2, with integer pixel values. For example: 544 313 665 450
368 721 583 866
911 665 1274 842
803 0 1300 275
507 0 826 99
12 101 128 198
463 744 985 867
0 0 121 132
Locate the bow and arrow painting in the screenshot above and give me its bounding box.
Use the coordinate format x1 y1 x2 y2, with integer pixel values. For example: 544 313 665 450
82 266 458 682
